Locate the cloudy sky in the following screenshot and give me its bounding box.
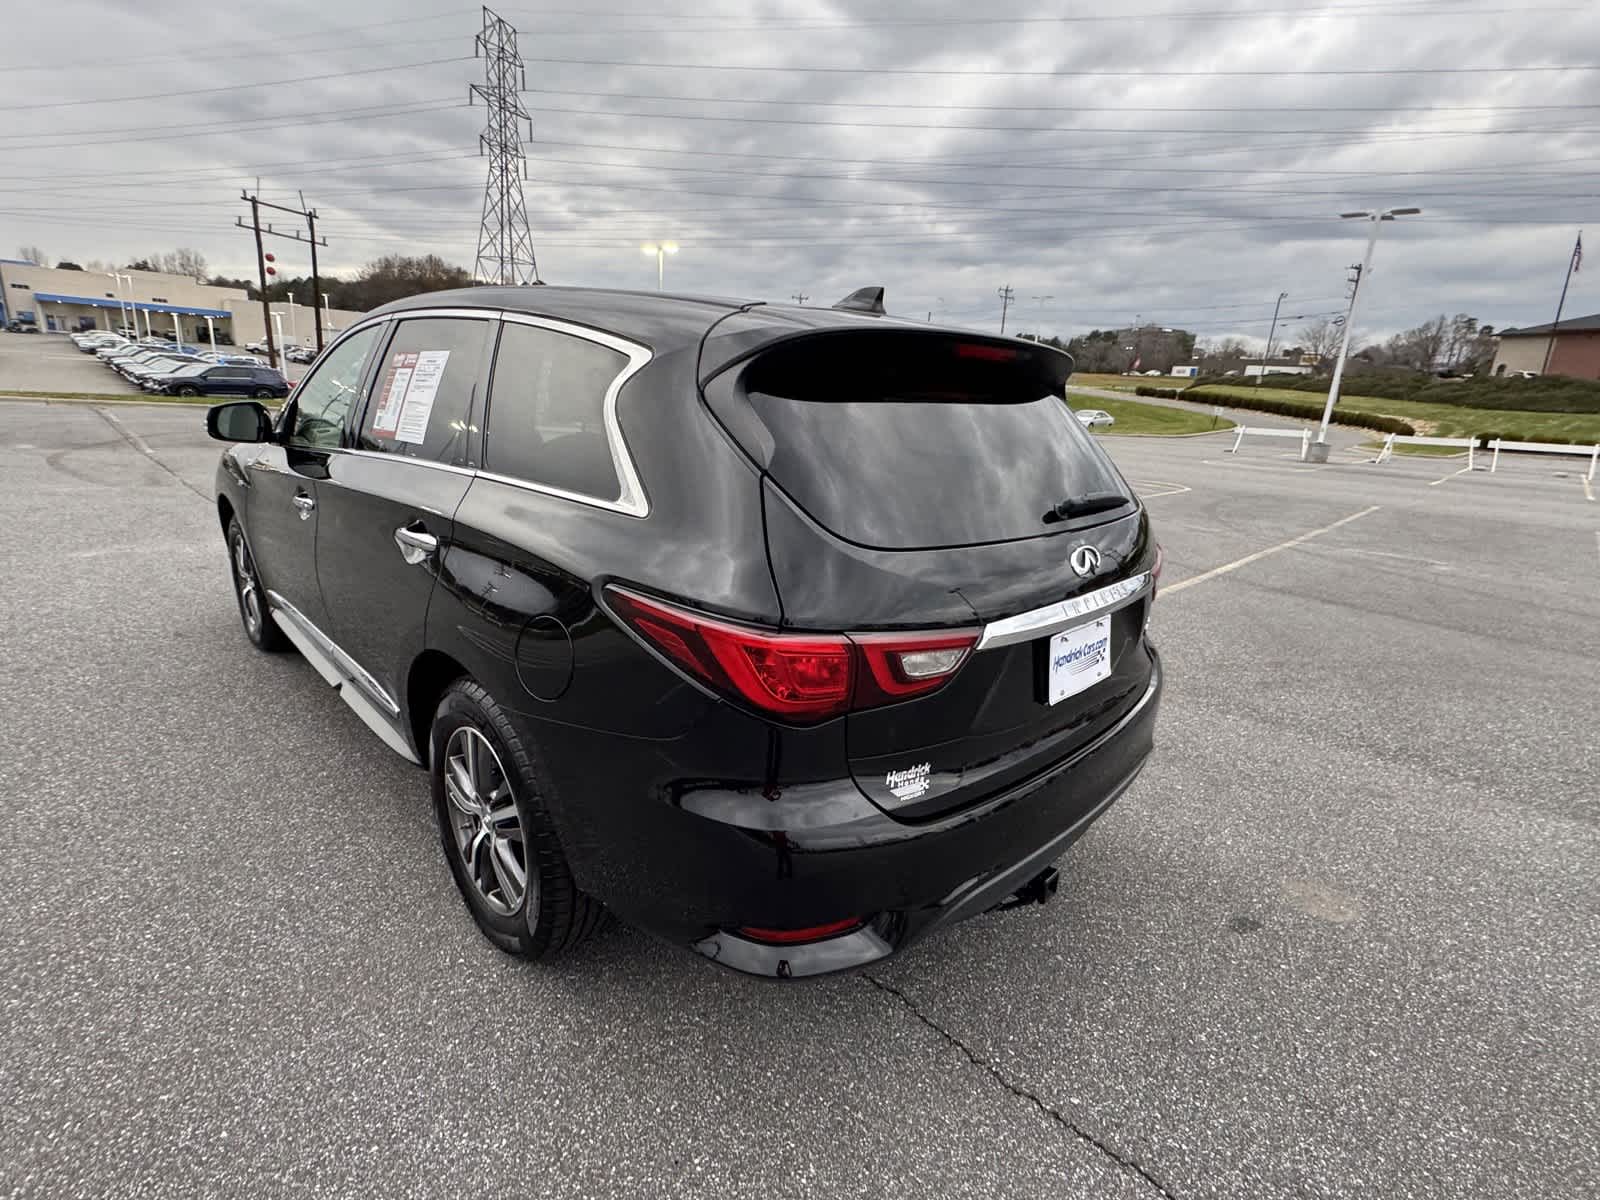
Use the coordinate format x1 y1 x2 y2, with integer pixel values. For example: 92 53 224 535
2 0 1596 347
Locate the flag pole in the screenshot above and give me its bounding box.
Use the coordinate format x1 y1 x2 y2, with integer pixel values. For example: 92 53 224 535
1540 231 1582 375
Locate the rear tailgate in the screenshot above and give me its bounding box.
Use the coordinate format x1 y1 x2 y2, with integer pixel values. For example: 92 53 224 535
705 327 1158 821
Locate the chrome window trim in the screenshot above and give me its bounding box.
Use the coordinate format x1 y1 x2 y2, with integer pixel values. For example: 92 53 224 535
339 448 478 478
296 306 654 516
975 572 1151 651
493 311 653 518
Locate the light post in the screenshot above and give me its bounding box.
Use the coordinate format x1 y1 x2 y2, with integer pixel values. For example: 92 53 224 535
640 241 678 291
270 312 286 373
322 292 332 341
1310 206 1421 461
103 272 125 333
204 316 217 356
1031 294 1055 341
1256 291 1288 386
287 291 298 347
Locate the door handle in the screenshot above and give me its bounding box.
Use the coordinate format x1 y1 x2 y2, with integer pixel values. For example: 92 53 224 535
291 492 315 519
394 523 439 566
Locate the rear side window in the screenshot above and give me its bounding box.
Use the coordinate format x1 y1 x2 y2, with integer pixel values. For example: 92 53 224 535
484 321 628 501
716 332 1129 550
357 317 489 466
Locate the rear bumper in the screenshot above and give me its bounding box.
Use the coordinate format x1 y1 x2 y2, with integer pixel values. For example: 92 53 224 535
547 645 1162 977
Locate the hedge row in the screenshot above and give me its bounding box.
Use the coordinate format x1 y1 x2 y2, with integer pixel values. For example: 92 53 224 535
1133 386 1182 399
1182 387 1416 436
1207 370 1600 415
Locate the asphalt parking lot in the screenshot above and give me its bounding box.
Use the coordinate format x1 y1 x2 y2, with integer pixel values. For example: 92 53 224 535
1 401 1596 1199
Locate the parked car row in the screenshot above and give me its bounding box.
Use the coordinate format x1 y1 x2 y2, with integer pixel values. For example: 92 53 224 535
72 331 288 398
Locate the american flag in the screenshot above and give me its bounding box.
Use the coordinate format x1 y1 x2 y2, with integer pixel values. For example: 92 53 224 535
1574 232 1583 274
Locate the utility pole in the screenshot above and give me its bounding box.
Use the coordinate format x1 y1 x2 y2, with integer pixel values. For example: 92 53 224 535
1313 207 1420 461
245 194 276 373
239 189 329 368
791 292 808 306
1540 230 1583 375
471 7 539 285
1256 291 1288 386
303 190 325 351
997 284 1015 334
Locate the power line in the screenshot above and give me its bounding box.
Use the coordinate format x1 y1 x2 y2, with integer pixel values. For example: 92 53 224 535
522 85 1600 115
0 55 474 112
514 55 1600 77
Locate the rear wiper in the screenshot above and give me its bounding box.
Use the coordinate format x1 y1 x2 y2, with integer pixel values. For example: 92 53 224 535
1041 491 1129 524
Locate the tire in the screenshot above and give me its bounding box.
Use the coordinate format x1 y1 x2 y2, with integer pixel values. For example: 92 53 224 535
430 679 605 960
176 385 199 397
226 517 289 652
251 387 273 399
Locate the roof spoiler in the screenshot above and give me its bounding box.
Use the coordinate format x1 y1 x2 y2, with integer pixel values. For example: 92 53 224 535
831 287 886 316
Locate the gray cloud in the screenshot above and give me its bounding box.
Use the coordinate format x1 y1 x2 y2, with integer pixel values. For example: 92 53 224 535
2 0 1595 346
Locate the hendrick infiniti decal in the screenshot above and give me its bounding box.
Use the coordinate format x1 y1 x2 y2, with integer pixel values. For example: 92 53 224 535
885 762 932 801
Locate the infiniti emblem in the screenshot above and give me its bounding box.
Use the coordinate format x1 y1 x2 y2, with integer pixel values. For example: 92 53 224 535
1069 545 1101 577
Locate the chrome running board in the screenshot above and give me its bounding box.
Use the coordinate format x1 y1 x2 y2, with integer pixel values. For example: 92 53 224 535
265 591 420 765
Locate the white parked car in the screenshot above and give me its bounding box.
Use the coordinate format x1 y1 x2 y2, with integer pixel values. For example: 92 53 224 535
1073 408 1115 428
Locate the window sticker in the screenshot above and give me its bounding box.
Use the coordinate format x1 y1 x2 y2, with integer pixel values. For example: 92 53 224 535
393 350 451 445
372 351 417 436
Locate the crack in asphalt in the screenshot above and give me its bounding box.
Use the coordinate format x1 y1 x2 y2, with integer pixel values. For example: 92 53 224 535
863 973 1178 1200
92 406 211 501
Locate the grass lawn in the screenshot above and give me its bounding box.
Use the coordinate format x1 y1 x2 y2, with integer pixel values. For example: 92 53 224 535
1068 372 1153 393
1185 384 1600 444
1073 396 1233 436
0 389 224 405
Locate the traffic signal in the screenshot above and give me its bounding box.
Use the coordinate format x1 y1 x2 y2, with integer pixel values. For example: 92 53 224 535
263 252 276 278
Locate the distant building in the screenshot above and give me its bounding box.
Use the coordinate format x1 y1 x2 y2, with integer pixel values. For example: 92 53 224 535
1170 364 1199 378
0 259 364 347
1244 359 1313 377
1491 312 1600 379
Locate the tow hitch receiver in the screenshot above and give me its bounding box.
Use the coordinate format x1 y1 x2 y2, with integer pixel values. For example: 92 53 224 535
993 866 1060 912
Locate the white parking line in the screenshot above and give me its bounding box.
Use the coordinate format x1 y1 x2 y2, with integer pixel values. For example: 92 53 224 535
1130 477 1192 499
1427 466 1475 487
1584 476 1595 502
1163 505 1382 596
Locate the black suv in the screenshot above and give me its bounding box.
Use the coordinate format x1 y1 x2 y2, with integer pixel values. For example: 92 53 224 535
148 363 288 398
208 287 1163 977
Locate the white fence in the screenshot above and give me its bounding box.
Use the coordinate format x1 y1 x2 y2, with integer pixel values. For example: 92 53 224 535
1488 439 1599 481
1228 425 1312 461
1375 434 1476 469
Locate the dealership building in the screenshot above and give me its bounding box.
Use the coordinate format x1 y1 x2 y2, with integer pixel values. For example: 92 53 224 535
0 260 365 348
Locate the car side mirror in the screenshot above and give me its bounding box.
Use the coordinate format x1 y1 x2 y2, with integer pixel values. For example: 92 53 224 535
207 400 274 444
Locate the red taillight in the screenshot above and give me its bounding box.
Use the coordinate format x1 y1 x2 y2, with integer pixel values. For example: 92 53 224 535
737 917 863 944
853 631 977 706
605 587 976 722
606 587 853 721
954 342 1017 361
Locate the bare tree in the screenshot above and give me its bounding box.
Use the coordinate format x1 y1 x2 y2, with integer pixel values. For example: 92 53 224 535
16 244 47 266
152 248 209 281
1299 318 1343 365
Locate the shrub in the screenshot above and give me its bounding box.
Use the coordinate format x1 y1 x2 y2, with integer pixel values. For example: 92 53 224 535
1184 387 1415 436
1134 386 1180 399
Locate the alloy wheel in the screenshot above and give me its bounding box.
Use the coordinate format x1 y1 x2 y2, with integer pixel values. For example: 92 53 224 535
230 528 263 637
443 726 528 916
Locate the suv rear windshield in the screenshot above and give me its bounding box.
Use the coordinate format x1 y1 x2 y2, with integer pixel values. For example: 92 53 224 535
715 332 1131 550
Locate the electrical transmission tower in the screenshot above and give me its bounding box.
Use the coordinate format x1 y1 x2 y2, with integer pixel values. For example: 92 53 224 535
471 7 539 285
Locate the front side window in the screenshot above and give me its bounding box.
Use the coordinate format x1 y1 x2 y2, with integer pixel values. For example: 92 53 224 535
483 322 629 501
290 324 382 449
356 318 488 466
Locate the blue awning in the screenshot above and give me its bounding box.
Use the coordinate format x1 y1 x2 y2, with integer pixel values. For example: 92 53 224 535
31 291 233 319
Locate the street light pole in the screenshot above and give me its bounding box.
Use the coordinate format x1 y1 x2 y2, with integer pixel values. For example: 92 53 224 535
1031 294 1055 340
1256 291 1288 386
1311 207 1421 461
640 241 678 291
